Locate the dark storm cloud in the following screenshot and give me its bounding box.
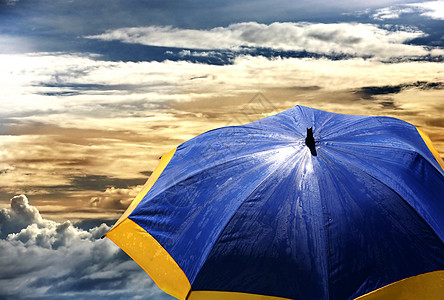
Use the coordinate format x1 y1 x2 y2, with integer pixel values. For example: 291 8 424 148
140 171 153 177
426 118 444 128
168 47 357 65
38 82 153 93
73 219 116 231
70 175 145 191
410 26 444 49
345 81 444 110
354 81 444 100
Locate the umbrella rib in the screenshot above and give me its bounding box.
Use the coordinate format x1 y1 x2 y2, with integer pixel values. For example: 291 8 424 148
309 156 331 298
322 142 444 179
293 106 313 136
318 116 374 140
322 142 419 156
241 124 305 139
312 151 356 298
350 160 444 249
147 145 301 203
317 147 444 298
190 151 303 286
322 145 444 247
221 131 302 144
316 113 336 135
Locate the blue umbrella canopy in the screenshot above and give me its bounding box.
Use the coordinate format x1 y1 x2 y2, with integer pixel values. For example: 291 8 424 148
106 106 444 300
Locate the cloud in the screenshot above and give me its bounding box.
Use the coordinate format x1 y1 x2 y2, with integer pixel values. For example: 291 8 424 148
1 52 444 217
353 81 444 99
2 52 444 114
372 7 414 20
0 195 42 238
410 0 444 20
85 22 440 60
2 52 444 143
0 194 173 299
89 186 143 210
372 1 444 20
4 0 19 5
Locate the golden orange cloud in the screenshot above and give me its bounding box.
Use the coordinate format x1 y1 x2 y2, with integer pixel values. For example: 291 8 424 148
0 53 443 222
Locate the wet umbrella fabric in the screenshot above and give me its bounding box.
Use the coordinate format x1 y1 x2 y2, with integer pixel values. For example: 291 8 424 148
105 106 444 300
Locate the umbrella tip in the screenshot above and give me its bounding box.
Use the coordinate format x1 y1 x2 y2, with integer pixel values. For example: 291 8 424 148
305 127 317 156
305 127 315 144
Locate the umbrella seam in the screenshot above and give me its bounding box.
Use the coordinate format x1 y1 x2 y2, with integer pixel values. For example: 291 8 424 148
311 155 335 300
316 146 444 299
322 142 444 180
322 145 444 250
143 145 303 212
137 144 304 284
189 149 306 287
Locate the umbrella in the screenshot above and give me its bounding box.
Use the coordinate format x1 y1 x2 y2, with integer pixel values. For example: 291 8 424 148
105 105 444 300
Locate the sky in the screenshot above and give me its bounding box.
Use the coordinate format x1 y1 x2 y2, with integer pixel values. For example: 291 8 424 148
0 0 443 299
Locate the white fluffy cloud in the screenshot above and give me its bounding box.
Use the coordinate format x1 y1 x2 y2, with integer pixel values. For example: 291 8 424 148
410 0 444 20
0 195 173 299
372 7 414 20
372 1 444 20
85 22 436 59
